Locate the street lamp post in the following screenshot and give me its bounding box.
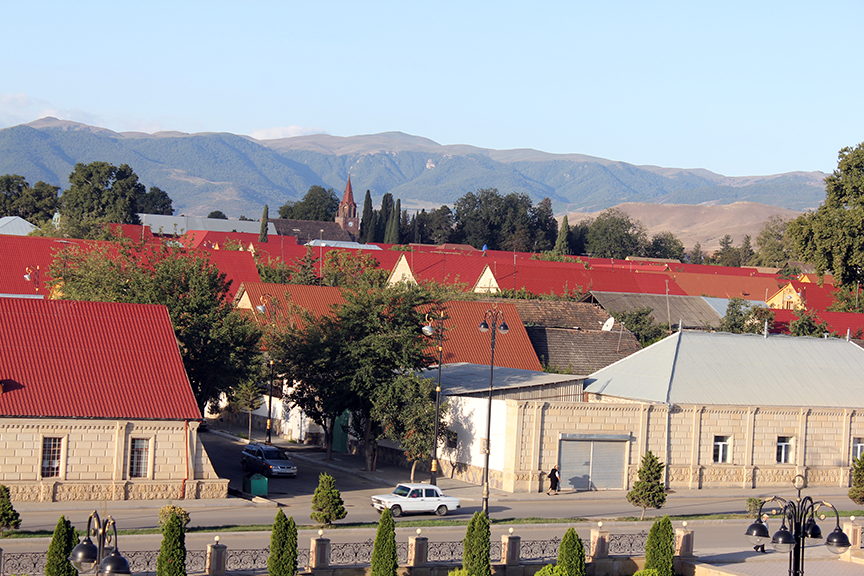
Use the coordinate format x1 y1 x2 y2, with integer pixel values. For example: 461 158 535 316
24 265 40 294
266 359 275 444
478 305 508 515
422 309 447 485
69 511 131 576
745 475 850 576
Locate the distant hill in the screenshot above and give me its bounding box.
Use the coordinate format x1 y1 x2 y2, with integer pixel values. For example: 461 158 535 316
0 117 828 219
570 202 802 253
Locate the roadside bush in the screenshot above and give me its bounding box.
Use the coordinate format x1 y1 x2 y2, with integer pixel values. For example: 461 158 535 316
268 509 297 576
633 570 660 576
644 516 674 576
371 508 397 576
850 454 864 505
0 484 21 536
746 498 762 518
557 527 586 576
159 505 190 528
157 511 187 576
463 511 490 576
535 565 557 576
310 473 347 525
46 516 77 576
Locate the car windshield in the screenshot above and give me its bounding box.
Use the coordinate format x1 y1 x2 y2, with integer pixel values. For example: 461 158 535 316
393 485 411 497
262 450 289 460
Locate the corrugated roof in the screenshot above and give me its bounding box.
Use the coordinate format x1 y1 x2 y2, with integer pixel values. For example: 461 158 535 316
0 299 200 420
418 362 580 396
585 330 864 408
236 282 345 329
203 249 261 299
659 271 782 302
590 291 723 329
525 326 642 374
141 214 278 236
0 235 94 296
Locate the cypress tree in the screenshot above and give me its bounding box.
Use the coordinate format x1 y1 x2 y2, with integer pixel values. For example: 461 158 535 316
259 204 269 243
644 516 674 576
360 190 375 243
557 527 585 576
157 511 187 576
310 473 347 525
384 199 401 244
462 511 490 576
268 509 298 576
553 216 570 255
371 508 397 576
375 193 394 242
850 454 864 504
0 485 20 536
46 515 77 576
626 450 666 520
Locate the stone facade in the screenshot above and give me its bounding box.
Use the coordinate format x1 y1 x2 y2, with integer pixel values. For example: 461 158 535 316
440 398 863 493
0 417 228 501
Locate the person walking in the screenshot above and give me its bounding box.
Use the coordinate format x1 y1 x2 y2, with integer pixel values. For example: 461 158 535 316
546 464 560 495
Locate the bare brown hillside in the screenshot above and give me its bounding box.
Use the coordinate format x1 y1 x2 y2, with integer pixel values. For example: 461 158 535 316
568 202 803 253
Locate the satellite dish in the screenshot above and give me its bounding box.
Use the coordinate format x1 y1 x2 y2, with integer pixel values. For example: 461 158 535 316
601 317 615 331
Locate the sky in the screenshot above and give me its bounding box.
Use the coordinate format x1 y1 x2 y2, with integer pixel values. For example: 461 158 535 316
1 1 862 177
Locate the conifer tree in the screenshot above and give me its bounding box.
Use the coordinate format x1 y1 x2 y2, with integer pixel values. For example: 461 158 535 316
157 511 187 576
360 190 375 243
644 516 674 576
553 216 570 255
310 473 347 525
371 508 397 576
46 515 77 576
0 484 20 536
259 204 269 243
626 450 666 520
462 511 490 576
375 193 394 243
384 199 401 244
557 527 585 576
268 509 298 576
850 454 864 505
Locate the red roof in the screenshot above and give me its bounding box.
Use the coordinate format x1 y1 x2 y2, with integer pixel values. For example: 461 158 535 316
0 235 94 296
659 271 782 302
771 309 864 338
0 299 200 420
394 251 492 289
237 282 345 328
202 249 261 299
341 177 355 205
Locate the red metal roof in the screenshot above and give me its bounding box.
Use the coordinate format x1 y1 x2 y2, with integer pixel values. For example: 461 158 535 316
660 272 782 302
236 282 345 328
201 249 261 299
0 235 95 296
770 308 864 338
0 298 200 420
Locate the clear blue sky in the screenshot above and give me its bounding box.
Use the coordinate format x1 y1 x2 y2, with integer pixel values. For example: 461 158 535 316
2 1 861 177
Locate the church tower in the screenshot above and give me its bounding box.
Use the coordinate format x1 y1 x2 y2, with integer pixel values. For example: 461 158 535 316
335 176 359 234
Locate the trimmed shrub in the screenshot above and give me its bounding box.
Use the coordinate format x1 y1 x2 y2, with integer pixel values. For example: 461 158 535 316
850 454 864 505
0 485 21 537
557 527 586 576
157 511 187 576
371 508 398 576
644 516 674 576
159 505 190 528
633 570 660 576
268 510 298 576
310 473 347 525
535 565 557 576
46 516 77 576
462 512 490 576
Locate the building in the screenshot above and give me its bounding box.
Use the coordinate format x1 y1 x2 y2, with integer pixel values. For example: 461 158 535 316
0 298 226 501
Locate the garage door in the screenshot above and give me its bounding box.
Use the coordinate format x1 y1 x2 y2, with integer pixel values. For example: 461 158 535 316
559 434 628 491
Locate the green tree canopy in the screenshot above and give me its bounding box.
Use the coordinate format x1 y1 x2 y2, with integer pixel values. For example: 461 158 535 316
752 216 795 267
585 208 648 259
207 210 228 219
614 308 666 347
626 451 666 520
279 185 339 221
259 204 269 242
720 297 775 334
553 215 571 255
310 473 347 525
46 515 77 576
788 143 864 287
648 231 685 261
360 190 375 243
137 186 174 215
49 238 262 413
0 174 60 224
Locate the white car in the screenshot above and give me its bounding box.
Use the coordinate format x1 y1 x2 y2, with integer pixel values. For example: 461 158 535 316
371 483 461 517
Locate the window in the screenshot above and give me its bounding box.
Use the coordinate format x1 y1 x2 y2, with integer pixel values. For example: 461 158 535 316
447 431 458 449
130 438 149 478
41 437 62 478
776 436 793 464
854 438 864 461
425 488 438 498
713 435 731 463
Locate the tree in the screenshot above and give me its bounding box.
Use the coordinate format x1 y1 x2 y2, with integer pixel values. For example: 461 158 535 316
788 143 864 288
0 484 21 536
157 510 187 576
137 186 174 215
207 210 228 219
648 232 685 261
259 205 269 243
61 162 147 236
426 205 454 245
557 527 586 576
709 234 740 267
371 508 398 576
585 208 648 259
529 197 558 252
49 238 263 414
689 242 704 265
453 188 504 249
310 473 347 525
46 516 77 576
644 516 674 576
321 250 388 289
752 215 794 267
360 190 375 243
0 174 60 224
375 193 394 243
614 308 666 347
720 298 774 334
384 199 401 244
738 234 755 265
553 216 570 255
231 379 263 440
462 511 491 576
849 454 864 505
268 510 298 576
790 308 831 337
284 246 321 286
626 451 666 520
278 185 340 221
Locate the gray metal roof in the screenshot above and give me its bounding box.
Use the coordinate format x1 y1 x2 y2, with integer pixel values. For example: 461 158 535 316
0 216 36 235
139 214 277 236
418 362 583 396
584 330 864 408
590 291 723 329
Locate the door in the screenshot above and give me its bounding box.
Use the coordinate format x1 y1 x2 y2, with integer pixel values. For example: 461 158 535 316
559 438 627 491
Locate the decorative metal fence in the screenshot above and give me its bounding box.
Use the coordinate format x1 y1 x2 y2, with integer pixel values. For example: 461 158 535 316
608 531 648 556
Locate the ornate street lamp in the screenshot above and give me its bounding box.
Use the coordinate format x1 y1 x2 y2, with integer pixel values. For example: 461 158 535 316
24 265 40 293
745 474 850 576
478 305 508 515
69 511 131 576
422 309 448 485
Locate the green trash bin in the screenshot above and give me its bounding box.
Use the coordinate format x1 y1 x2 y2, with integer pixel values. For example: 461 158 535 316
242 472 268 497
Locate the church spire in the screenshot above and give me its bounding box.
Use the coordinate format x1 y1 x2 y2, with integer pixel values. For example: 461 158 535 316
335 175 359 235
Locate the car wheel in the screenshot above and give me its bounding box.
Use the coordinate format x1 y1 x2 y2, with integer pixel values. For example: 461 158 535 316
436 505 448 516
390 505 402 517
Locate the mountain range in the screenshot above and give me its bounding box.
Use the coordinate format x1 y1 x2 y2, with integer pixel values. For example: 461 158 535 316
0 117 827 220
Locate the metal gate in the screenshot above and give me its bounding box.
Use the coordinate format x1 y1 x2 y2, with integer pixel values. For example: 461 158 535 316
558 434 629 491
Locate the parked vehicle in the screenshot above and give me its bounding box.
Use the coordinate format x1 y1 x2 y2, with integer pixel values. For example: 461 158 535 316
371 483 460 517
241 443 297 477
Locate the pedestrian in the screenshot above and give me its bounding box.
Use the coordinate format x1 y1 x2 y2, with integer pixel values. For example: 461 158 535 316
546 464 560 495
753 513 769 553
